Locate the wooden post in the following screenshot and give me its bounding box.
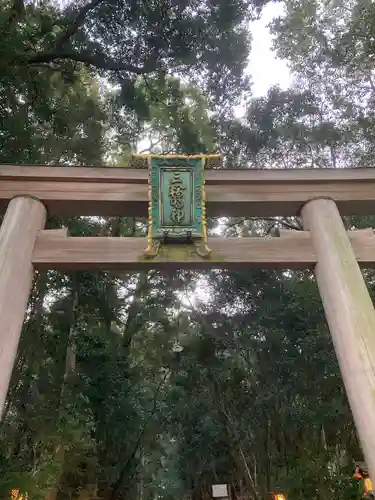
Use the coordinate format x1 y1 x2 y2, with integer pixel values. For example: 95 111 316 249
0 196 46 420
301 197 375 480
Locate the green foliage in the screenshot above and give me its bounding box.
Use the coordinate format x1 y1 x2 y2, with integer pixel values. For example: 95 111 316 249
134 75 217 154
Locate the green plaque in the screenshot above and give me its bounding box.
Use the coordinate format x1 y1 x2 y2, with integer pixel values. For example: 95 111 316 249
132 154 220 259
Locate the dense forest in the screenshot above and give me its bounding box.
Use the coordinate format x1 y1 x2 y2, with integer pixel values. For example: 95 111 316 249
1 0 374 499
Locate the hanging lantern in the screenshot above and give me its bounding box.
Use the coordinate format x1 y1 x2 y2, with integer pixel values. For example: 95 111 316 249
364 478 374 497
274 495 286 500
353 463 374 498
10 490 27 500
270 492 287 500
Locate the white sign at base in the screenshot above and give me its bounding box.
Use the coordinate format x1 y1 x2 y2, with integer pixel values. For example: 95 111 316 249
212 485 228 498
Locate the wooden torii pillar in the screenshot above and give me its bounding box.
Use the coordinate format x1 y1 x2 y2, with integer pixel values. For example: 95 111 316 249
302 198 375 481
0 196 46 419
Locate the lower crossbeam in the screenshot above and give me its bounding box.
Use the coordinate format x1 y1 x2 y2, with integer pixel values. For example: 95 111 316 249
31 228 375 270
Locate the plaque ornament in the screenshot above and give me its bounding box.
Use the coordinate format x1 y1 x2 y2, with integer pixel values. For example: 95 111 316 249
131 154 220 260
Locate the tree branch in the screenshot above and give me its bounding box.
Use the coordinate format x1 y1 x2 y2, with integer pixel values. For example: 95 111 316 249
223 216 302 233
55 0 106 51
24 50 157 74
138 134 169 154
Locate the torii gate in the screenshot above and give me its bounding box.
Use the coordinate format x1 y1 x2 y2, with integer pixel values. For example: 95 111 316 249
1 159 375 480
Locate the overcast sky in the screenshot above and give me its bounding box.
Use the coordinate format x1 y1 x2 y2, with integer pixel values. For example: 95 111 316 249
248 2 291 97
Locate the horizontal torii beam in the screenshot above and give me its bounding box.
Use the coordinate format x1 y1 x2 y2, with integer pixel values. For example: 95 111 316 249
32 228 375 270
1 165 375 216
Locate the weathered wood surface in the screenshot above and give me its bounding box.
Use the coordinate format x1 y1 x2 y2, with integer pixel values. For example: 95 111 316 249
2 164 375 183
32 228 375 270
0 197 46 420
1 165 375 216
301 198 375 482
